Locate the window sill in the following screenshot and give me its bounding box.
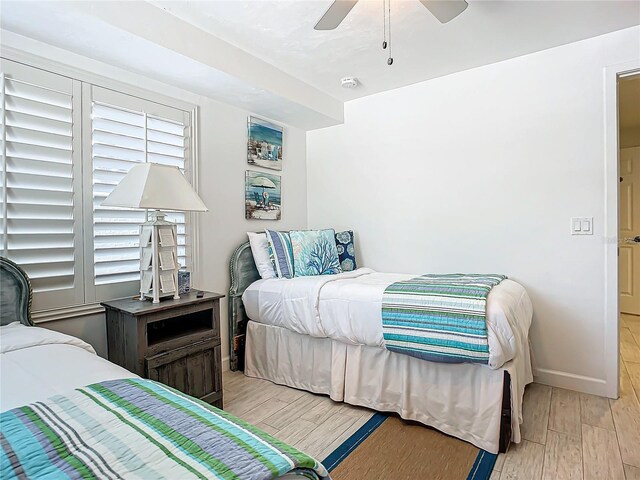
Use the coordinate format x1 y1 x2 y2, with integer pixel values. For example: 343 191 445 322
33 304 106 324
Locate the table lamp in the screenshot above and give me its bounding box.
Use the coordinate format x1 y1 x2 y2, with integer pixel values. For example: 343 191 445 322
102 163 208 303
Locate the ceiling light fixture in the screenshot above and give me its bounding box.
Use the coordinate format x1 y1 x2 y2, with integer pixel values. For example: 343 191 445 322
315 0 468 66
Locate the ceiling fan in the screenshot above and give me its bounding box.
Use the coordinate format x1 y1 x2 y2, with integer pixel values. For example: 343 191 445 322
314 0 468 30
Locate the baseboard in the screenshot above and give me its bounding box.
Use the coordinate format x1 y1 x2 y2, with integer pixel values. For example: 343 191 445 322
222 355 230 372
534 368 609 397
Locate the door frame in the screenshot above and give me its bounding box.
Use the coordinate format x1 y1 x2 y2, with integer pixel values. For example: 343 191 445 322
604 60 640 399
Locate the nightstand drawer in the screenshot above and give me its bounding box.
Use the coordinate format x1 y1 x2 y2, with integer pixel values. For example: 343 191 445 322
146 340 222 406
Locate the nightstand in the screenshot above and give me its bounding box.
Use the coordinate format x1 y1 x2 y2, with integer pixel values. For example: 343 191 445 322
102 291 225 408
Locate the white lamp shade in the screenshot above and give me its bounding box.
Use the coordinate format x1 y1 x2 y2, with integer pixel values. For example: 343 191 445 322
102 163 208 212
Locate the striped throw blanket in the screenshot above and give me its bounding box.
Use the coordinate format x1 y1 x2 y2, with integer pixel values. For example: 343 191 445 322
382 274 506 364
0 378 328 480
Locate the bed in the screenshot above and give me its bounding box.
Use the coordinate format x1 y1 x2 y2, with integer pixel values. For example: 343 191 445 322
0 257 328 480
228 242 534 454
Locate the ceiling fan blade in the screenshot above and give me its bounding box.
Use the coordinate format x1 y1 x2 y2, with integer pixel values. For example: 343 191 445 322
419 0 468 23
314 0 359 30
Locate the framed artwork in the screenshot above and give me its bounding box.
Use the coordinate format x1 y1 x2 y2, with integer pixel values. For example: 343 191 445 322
245 170 281 220
247 116 283 171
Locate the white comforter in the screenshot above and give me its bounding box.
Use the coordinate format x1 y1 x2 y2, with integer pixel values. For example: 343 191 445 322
243 268 533 369
0 323 135 412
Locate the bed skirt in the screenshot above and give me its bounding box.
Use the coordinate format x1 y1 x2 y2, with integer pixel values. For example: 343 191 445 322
245 321 532 454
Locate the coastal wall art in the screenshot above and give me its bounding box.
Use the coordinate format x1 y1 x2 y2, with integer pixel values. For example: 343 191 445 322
245 170 282 220
247 116 283 171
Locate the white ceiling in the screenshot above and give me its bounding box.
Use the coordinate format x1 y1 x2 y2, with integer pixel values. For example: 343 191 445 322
0 1 344 129
1 0 638 129
152 0 640 101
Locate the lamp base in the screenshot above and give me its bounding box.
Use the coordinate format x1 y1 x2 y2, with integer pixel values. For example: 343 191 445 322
139 210 181 304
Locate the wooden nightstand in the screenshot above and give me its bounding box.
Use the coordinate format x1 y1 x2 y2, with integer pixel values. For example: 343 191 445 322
102 291 225 408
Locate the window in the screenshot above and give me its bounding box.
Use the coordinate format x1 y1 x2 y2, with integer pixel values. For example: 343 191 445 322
0 59 196 311
1 60 84 310
86 86 192 303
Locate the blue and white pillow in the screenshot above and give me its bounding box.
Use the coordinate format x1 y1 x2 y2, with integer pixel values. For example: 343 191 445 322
265 230 294 279
290 229 342 277
335 230 357 272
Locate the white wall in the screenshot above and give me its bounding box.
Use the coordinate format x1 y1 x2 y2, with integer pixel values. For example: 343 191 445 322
307 27 640 395
3 36 308 366
195 99 308 369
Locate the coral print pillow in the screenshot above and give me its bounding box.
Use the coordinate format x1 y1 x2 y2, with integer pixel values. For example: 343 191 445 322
290 229 342 277
335 230 357 272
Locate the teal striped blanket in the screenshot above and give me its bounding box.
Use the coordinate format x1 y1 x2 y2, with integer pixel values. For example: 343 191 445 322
382 274 506 364
0 378 328 480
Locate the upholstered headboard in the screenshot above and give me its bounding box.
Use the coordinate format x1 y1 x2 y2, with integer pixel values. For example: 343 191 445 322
0 257 34 327
228 242 261 371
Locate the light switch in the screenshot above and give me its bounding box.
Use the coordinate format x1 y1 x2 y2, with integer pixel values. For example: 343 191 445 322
571 217 593 235
572 219 582 232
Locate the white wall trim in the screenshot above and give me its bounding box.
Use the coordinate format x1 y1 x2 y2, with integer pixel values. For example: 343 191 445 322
604 58 640 399
33 304 105 324
1 44 197 114
534 369 607 397
222 355 230 373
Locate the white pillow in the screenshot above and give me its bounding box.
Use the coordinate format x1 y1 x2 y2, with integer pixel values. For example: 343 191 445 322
247 232 277 279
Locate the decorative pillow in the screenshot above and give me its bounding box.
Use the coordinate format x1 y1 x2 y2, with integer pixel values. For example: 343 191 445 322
335 230 357 272
265 230 294 279
247 232 276 279
290 229 342 277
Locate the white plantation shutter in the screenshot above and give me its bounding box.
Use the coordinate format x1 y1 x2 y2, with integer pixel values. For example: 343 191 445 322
0 59 84 311
86 86 191 302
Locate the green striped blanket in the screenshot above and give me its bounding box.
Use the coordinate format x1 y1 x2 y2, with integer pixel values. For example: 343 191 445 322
382 274 506 364
0 378 328 480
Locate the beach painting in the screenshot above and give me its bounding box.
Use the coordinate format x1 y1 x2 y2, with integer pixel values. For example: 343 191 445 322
247 116 283 171
245 170 281 220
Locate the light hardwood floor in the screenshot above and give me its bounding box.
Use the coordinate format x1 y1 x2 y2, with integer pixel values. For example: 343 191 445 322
223 314 640 479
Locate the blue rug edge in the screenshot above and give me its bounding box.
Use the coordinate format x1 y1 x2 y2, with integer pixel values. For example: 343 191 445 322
321 412 387 472
466 449 498 480
321 412 497 480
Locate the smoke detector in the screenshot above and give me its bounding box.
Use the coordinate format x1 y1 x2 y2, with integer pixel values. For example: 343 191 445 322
341 77 359 89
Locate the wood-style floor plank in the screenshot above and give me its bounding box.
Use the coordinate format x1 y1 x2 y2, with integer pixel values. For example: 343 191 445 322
625 464 640 480
294 411 360 459
262 393 325 430
315 411 374 461
223 382 284 417
541 430 582 480
254 421 280 436
610 364 640 468
581 424 625 480
500 440 545 480
579 393 615 431
240 397 289 426
622 314 640 335
493 453 506 472
626 361 640 396
548 388 581 438
276 418 319 447
520 383 552 444
301 396 344 425
621 327 640 363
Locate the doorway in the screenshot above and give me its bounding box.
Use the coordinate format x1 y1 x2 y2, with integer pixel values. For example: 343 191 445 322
618 73 640 393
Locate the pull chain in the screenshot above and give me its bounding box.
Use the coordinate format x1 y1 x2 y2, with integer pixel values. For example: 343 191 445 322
387 0 393 65
382 0 387 49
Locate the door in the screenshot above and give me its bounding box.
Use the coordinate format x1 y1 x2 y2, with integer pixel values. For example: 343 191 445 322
619 146 640 314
